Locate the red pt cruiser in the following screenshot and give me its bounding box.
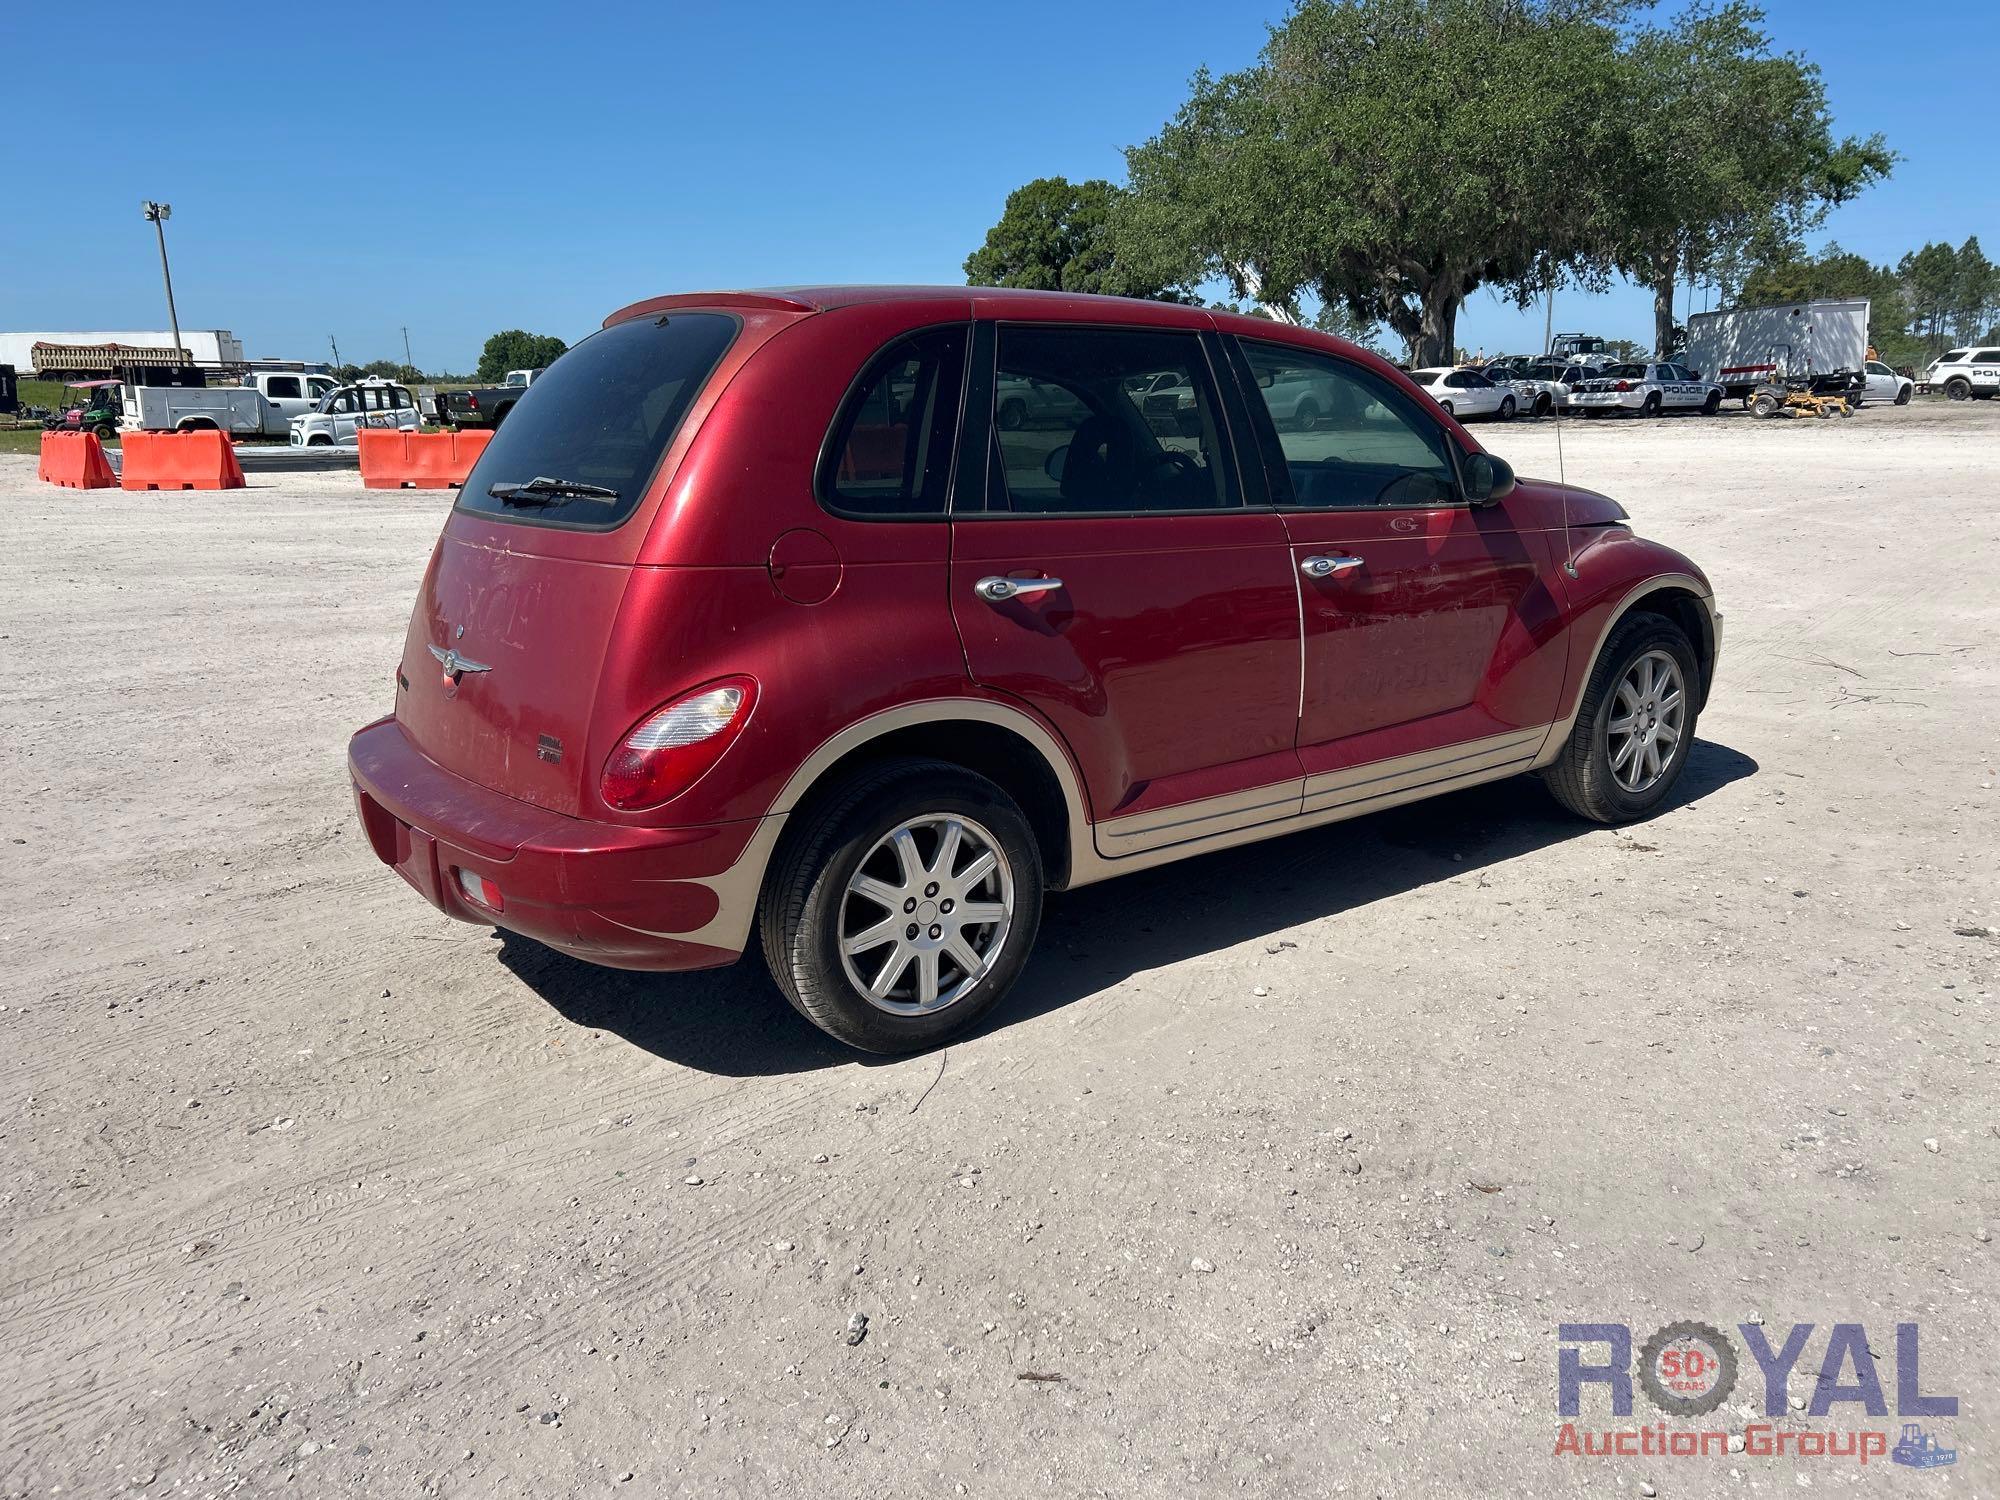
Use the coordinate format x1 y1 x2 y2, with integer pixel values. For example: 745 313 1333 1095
350 288 1721 1053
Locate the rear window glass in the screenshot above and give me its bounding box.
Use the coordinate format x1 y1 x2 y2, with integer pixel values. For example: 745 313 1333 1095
1602 364 1648 379
455 312 738 528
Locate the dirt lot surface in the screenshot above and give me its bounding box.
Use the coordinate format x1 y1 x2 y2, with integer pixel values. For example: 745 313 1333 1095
3 402 1995 1497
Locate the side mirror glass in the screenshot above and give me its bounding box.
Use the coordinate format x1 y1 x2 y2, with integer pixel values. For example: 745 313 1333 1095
1463 451 1515 506
1043 444 1069 482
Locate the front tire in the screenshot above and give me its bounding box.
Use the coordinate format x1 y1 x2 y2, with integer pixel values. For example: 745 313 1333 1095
1293 399 1321 432
1544 614 1699 824
1701 390 1722 416
1533 393 1552 418
1894 384 1911 406
759 758 1044 1053
1498 395 1517 421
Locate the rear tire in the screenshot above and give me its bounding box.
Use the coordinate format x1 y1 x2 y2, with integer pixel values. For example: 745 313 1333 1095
1439 399 1455 416
1641 392 1662 418
759 758 1044 1054
1293 399 1321 432
1945 378 1971 401
1544 614 1700 824
998 397 1027 431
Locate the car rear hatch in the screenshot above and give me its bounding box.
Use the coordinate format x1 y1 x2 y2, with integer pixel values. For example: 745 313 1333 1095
390 307 756 817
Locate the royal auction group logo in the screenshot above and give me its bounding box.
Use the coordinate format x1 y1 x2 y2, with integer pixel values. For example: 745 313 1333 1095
1555 1320 1958 1469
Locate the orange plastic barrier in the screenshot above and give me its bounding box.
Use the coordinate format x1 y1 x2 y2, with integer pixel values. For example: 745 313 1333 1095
358 428 494 489
37 431 118 489
119 430 246 491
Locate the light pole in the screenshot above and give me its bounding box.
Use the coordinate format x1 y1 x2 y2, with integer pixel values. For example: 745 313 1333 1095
141 201 183 361
401 326 414 373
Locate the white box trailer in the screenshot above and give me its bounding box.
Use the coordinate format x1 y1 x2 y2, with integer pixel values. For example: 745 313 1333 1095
1683 299 1870 401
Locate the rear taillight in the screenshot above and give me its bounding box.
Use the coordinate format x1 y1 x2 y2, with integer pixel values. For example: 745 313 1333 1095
1615 381 1632 392
600 677 757 811
467 393 479 409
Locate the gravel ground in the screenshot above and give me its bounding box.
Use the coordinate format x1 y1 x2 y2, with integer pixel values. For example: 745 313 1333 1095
1 401 1994 1497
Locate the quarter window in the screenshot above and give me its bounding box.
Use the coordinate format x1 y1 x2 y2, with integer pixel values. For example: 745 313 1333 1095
1239 341 1459 509
987 326 1233 514
822 325 967 518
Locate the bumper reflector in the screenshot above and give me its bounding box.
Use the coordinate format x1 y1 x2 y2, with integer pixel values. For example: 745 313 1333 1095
455 867 504 911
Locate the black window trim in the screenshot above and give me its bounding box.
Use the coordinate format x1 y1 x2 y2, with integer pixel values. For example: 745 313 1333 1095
959 318 1252 521
1225 333 1472 512
812 320 973 525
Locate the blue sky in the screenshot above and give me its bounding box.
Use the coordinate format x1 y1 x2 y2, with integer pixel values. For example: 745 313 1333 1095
2 2 1991 371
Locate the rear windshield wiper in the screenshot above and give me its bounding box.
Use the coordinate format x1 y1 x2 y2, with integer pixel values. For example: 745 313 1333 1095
486 476 620 507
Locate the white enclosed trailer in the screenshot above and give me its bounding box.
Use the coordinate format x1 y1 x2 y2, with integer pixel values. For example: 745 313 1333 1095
1683 299 1870 402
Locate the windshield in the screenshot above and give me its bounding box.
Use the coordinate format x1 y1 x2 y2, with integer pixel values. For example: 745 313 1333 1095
455 312 738 529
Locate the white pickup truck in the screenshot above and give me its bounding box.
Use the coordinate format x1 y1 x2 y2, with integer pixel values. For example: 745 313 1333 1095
118 372 336 437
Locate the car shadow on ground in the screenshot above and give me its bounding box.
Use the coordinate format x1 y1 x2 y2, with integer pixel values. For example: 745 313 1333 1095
502 739 1757 1078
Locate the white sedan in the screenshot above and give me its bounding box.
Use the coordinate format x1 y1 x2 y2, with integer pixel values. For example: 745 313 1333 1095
1861 360 1913 406
1569 362 1722 416
1407 366 1515 420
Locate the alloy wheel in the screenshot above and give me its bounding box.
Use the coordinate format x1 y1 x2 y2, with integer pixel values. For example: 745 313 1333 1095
1607 649 1685 794
837 814 1014 1015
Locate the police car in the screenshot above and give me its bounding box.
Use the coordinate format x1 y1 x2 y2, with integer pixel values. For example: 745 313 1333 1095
1925 346 2000 400
1569 362 1724 416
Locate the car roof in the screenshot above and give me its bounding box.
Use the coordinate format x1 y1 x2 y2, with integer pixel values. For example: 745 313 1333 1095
596 287 1431 407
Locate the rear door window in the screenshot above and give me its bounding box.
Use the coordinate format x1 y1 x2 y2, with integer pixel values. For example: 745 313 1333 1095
456 311 739 529
983 325 1235 515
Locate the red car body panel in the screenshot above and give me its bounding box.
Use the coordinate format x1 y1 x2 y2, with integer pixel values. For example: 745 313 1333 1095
349 287 1717 974
950 508 1306 826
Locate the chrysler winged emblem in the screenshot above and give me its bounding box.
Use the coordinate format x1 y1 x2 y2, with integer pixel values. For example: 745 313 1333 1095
429 642 492 683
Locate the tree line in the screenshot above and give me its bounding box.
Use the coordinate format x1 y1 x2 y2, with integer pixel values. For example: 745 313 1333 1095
965 0 1894 365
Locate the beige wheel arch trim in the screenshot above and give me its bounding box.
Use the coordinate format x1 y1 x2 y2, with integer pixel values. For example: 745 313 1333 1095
675 698 1096 952
1530 572 1720 769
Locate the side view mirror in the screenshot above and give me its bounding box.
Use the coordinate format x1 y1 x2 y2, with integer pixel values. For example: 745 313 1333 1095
1043 444 1069 482
1685 368 1701 379
1463 451 1515 506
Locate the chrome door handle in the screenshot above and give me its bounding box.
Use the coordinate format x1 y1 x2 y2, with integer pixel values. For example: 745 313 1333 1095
1300 555 1363 579
975 575 1063 603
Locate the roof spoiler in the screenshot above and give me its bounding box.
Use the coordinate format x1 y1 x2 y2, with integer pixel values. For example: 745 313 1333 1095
603 291 819 327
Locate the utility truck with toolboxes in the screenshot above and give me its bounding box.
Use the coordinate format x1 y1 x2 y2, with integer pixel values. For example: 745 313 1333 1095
1683 299 1869 405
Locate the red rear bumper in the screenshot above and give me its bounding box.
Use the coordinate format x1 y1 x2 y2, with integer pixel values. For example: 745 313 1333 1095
347 717 759 971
